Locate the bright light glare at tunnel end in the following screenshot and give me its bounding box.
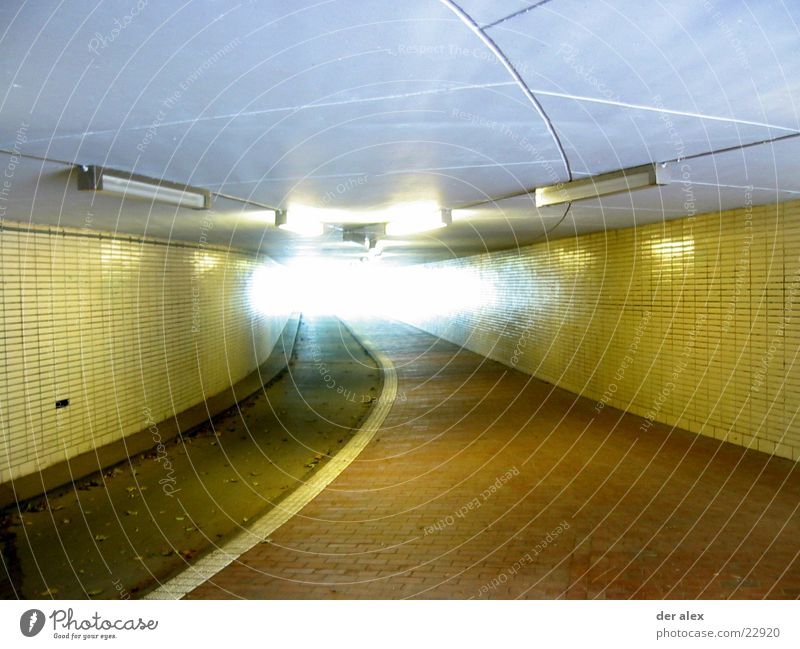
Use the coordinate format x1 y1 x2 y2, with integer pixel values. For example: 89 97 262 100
248 259 488 319
281 201 447 237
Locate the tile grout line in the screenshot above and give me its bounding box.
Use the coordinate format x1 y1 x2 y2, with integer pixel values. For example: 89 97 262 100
143 318 396 600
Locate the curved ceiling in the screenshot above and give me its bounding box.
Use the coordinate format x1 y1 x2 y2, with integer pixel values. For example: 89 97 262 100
1 0 798 263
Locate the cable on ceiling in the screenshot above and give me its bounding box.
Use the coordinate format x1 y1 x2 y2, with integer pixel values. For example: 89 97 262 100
438 0 573 183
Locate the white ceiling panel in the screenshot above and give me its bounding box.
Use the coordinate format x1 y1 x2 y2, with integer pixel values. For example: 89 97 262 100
490 0 800 129
9 81 565 210
0 0 798 264
537 93 792 177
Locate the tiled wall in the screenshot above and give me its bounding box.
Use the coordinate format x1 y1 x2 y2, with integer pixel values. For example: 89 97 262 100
0 226 289 484
401 199 800 461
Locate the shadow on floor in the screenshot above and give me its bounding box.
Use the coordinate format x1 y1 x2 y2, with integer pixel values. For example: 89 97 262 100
0 315 381 599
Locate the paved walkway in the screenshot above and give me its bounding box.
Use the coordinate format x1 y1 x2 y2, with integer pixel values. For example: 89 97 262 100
1 316 378 599
188 320 800 599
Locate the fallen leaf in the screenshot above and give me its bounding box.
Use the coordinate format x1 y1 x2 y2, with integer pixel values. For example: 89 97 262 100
94 534 107 541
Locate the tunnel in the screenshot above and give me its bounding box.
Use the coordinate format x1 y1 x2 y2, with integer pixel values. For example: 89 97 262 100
1 0 799 629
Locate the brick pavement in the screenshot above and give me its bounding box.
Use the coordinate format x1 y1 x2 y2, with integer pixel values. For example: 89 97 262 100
188 321 800 599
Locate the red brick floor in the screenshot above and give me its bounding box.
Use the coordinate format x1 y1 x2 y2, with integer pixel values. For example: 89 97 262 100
188 321 800 599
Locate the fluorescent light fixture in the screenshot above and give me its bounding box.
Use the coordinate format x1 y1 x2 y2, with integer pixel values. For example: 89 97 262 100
385 207 452 236
275 209 325 236
277 201 452 237
76 165 210 209
534 163 671 207
341 224 386 249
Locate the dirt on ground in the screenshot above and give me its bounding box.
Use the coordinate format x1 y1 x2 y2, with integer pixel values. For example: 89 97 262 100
0 315 381 599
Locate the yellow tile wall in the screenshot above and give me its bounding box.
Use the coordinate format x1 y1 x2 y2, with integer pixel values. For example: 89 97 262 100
0 225 289 483
402 199 800 461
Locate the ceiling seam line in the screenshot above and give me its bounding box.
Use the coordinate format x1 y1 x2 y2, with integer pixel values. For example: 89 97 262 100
669 131 800 164
17 82 519 146
0 147 76 168
688 181 800 194
481 0 556 30
213 160 569 187
531 89 800 133
438 0 573 181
